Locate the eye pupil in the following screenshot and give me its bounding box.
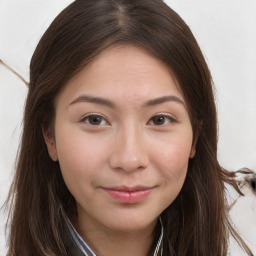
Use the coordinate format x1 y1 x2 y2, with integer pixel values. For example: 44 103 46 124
89 116 102 125
152 116 165 125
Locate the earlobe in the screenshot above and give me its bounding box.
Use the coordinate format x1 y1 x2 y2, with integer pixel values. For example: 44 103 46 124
190 127 200 158
42 125 58 162
189 146 196 158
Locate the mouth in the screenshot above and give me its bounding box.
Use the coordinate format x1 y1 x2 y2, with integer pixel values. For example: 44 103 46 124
102 185 156 204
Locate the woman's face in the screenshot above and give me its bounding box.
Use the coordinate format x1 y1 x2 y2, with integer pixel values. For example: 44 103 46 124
44 45 195 234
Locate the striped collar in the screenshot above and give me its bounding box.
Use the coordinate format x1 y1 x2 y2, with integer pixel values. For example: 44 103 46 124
64 217 163 256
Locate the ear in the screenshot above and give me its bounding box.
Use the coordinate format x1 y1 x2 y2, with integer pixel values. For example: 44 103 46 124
189 127 200 159
189 145 196 158
42 124 58 162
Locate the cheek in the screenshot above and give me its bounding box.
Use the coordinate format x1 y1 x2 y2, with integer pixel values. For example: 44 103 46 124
157 137 192 172
160 150 189 186
151 132 193 195
54 127 108 194
154 140 191 207
56 124 105 168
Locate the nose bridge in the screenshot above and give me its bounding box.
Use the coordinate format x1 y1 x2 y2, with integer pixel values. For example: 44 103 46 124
109 121 149 172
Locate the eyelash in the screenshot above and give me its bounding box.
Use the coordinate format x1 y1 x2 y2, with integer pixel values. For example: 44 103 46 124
80 114 177 126
80 114 110 126
147 114 177 126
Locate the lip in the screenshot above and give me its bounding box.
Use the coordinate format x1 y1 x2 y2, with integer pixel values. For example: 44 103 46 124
102 186 155 204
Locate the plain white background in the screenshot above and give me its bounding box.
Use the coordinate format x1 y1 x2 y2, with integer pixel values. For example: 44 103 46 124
0 1 255 255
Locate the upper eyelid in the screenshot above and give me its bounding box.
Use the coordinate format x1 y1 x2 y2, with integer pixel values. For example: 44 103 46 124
147 114 178 126
79 113 178 123
80 113 107 120
80 113 110 125
150 113 178 121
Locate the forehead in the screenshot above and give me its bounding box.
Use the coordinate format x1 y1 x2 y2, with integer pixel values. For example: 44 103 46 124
85 44 178 85
56 44 185 108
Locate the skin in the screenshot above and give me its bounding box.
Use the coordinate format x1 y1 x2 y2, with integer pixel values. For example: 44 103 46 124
43 45 196 256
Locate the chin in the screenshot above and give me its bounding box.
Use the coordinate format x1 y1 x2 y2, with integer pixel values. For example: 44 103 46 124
103 212 158 233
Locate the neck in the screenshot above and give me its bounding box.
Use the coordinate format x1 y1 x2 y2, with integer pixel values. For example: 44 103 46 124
75 215 158 256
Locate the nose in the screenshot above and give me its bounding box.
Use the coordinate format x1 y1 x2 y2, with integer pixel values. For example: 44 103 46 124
109 125 149 173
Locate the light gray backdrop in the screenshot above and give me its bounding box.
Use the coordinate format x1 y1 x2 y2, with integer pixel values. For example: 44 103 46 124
0 1 255 255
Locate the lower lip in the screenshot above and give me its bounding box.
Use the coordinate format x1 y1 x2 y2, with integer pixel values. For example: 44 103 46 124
103 188 153 203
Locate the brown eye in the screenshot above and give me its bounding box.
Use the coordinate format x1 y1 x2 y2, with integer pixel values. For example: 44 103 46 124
152 115 165 125
149 115 177 126
82 115 108 126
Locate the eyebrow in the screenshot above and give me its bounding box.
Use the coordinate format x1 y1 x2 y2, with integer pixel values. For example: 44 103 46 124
70 95 116 108
144 95 185 107
69 94 184 108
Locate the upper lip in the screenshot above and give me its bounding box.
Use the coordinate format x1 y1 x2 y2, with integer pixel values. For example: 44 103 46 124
102 185 155 192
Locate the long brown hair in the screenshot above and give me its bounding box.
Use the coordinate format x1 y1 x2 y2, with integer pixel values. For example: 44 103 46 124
6 0 252 255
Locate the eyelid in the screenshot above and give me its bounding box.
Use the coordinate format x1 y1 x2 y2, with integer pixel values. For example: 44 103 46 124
147 113 178 126
80 113 110 126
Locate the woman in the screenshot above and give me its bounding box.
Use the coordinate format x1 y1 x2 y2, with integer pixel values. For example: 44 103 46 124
6 0 252 255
